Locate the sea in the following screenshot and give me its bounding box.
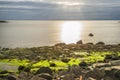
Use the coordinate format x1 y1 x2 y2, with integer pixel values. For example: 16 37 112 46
0 20 120 48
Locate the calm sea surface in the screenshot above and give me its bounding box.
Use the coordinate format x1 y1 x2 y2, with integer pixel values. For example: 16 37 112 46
0 20 120 48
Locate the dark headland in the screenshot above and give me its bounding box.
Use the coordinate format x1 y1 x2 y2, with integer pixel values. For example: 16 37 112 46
0 21 8 23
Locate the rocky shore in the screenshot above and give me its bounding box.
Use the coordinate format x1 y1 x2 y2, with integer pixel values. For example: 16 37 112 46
0 41 120 80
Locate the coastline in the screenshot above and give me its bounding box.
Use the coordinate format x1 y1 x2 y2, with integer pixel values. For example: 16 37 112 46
0 41 120 80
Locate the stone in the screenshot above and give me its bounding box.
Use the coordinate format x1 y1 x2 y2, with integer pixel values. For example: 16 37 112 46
37 73 52 80
31 76 47 80
110 60 120 66
96 42 105 45
87 77 96 80
68 65 84 77
19 71 28 79
18 66 25 72
54 43 66 46
60 74 75 80
86 43 94 45
35 67 53 75
79 62 87 68
7 74 19 80
114 70 120 79
50 63 56 67
93 63 111 68
104 77 113 80
76 40 83 44
88 33 94 37
83 68 105 80
61 58 70 63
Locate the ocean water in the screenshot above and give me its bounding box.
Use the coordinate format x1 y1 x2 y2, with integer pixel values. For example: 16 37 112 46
0 20 120 48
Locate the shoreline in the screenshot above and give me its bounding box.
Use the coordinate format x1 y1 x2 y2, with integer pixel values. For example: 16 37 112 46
0 41 120 80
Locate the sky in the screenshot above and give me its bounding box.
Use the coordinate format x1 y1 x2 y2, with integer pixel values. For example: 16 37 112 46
0 0 120 20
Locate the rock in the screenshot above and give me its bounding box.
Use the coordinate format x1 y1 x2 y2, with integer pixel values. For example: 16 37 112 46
110 60 120 66
93 63 111 68
79 62 87 68
7 74 18 80
19 71 28 79
105 69 120 80
54 43 66 46
68 65 84 77
61 58 70 63
104 54 113 62
0 70 9 74
86 43 94 45
37 73 52 80
96 42 105 45
114 70 120 79
35 67 53 75
31 76 47 80
88 33 94 37
104 76 113 80
18 66 25 72
76 40 83 44
60 74 75 80
50 63 56 67
84 68 105 80
87 77 96 80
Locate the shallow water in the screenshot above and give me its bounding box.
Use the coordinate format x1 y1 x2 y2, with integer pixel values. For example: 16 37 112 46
0 20 120 48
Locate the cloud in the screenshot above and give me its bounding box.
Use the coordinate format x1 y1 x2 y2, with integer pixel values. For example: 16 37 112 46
0 5 36 9
0 0 120 20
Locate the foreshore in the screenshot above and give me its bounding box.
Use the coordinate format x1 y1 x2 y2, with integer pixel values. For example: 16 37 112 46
0 41 120 80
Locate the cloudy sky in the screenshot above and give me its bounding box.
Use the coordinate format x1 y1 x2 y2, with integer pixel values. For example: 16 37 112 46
0 0 120 20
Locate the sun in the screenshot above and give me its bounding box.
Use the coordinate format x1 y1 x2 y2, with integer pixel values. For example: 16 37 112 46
61 21 83 44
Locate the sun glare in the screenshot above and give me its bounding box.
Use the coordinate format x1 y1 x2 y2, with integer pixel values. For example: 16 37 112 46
57 2 81 6
61 21 83 44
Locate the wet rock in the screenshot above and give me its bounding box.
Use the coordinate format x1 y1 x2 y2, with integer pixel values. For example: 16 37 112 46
105 69 120 80
76 40 83 44
86 42 94 45
84 68 105 80
0 70 9 74
88 33 94 37
87 77 96 80
37 73 52 80
54 43 66 46
7 74 18 80
93 63 111 68
60 74 75 80
18 66 25 72
61 58 70 63
114 70 120 79
110 60 120 66
79 62 87 68
31 76 47 80
68 65 84 77
50 63 56 67
104 54 113 62
19 71 28 79
96 42 105 45
104 76 113 80
35 67 53 75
